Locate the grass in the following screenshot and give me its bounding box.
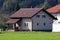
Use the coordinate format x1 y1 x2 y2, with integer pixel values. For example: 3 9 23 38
0 31 60 40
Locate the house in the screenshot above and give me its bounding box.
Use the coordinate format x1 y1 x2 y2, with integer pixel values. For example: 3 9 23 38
6 8 57 31
47 4 60 32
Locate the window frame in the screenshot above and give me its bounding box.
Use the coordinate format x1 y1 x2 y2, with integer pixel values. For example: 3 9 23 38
24 22 28 26
42 15 46 18
43 22 46 26
37 23 39 26
36 15 40 18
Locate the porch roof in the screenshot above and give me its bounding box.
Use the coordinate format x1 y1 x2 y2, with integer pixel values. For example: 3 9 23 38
6 19 20 24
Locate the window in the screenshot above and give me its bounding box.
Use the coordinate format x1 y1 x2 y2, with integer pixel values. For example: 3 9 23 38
24 23 28 26
58 22 60 23
43 22 46 26
42 15 46 18
37 23 39 26
36 15 40 18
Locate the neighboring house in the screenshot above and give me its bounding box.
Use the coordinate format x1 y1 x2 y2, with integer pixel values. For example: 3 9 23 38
6 8 57 31
47 4 60 32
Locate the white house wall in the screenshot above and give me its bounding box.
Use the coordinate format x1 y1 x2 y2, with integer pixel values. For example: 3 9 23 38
32 11 53 31
52 13 60 32
20 18 32 30
52 21 60 32
56 14 60 22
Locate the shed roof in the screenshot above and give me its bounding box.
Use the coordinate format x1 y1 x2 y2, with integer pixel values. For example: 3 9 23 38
6 19 20 24
47 4 60 13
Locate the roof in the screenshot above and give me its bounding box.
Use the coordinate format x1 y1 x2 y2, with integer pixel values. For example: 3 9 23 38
47 4 60 13
10 8 42 18
6 19 20 24
10 8 57 20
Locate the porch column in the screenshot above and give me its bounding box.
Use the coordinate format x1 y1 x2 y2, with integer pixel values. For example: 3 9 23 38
13 24 15 31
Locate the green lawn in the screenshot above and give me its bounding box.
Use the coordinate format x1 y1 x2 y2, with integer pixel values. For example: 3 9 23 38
0 31 60 40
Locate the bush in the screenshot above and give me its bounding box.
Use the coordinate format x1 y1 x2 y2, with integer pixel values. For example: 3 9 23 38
0 24 8 31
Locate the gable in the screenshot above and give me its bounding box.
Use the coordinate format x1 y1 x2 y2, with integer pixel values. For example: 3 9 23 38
32 11 51 19
32 9 57 20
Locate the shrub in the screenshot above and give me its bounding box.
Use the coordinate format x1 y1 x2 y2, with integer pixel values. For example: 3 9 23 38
0 24 8 31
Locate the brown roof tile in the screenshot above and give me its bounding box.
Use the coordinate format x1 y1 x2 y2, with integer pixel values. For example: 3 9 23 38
10 8 42 18
6 19 20 24
10 8 57 20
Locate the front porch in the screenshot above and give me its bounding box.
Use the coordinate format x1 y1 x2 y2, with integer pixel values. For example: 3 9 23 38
6 18 32 31
7 23 20 31
6 19 21 31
